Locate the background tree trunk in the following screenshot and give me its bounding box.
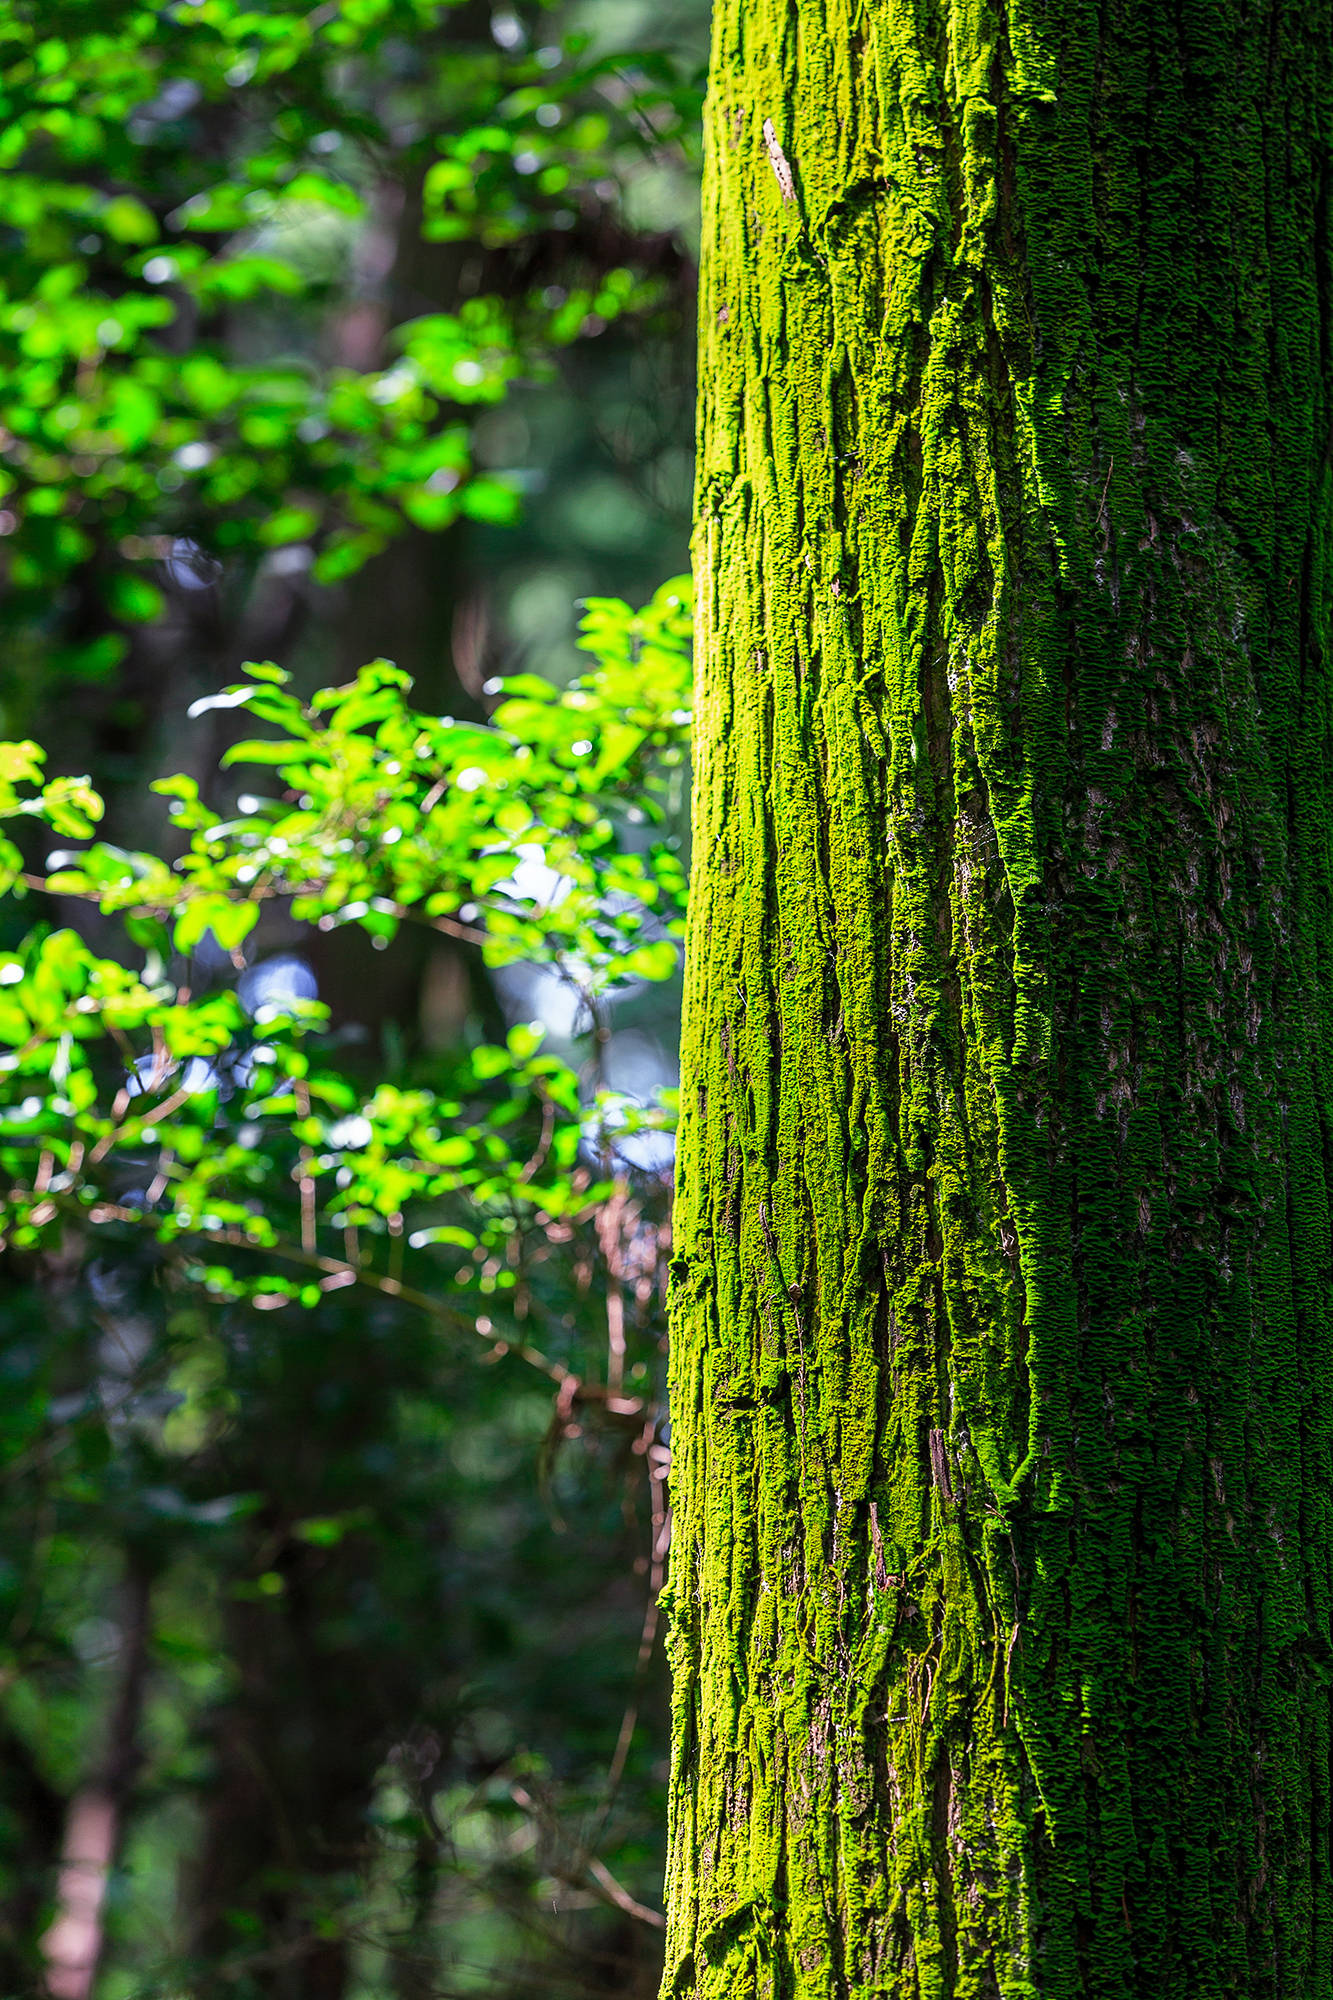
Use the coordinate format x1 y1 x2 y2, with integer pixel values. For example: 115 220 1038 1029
665 2 1333 1994
43 1563 151 2000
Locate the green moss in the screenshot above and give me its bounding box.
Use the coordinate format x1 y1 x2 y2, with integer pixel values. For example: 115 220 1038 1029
664 1 1333 1994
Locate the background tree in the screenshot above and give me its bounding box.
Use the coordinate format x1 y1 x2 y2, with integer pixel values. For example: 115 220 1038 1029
665 0 1333 1994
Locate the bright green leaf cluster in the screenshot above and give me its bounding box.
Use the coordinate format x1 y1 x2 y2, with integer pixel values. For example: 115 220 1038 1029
0 580 691 1339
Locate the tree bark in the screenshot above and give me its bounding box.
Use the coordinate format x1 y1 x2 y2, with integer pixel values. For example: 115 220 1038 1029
665 2 1333 1995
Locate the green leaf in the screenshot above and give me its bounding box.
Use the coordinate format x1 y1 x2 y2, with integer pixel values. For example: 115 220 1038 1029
507 1021 546 1062
219 739 320 768
105 571 166 624
100 194 157 244
460 477 521 525
173 897 258 955
620 937 678 982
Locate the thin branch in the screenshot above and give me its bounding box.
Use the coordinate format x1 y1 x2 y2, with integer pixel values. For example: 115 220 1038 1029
509 1782 664 1932
584 1855 665 1931
54 1193 575 1387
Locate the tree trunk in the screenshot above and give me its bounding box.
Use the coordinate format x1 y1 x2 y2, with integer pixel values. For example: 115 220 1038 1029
664 3 1333 1995
42 1562 152 2000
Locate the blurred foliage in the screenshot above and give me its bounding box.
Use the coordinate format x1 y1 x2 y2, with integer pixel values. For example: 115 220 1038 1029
0 0 703 1993
0 0 701 741
1 587 689 1996
0 582 690 1300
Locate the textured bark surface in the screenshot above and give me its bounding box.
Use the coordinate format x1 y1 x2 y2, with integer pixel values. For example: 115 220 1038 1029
664 3 1333 1994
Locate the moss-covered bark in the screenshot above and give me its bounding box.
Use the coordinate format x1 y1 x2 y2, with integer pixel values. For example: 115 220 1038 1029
664 2 1333 1993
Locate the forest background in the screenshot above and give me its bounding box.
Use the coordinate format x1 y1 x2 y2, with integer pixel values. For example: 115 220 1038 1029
0 2 707 1995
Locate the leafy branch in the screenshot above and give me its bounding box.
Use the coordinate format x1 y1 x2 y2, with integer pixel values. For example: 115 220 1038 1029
0 582 691 1405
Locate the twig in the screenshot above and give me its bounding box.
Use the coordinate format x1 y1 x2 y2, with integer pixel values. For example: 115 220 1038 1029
585 1855 665 1931
596 1187 629 1395
53 1193 574 1387
516 1087 556 1184
294 1077 316 1255
1097 455 1114 525
509 1782 665 1932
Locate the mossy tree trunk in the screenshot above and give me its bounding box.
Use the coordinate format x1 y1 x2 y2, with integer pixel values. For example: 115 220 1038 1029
664 2 1333 1994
